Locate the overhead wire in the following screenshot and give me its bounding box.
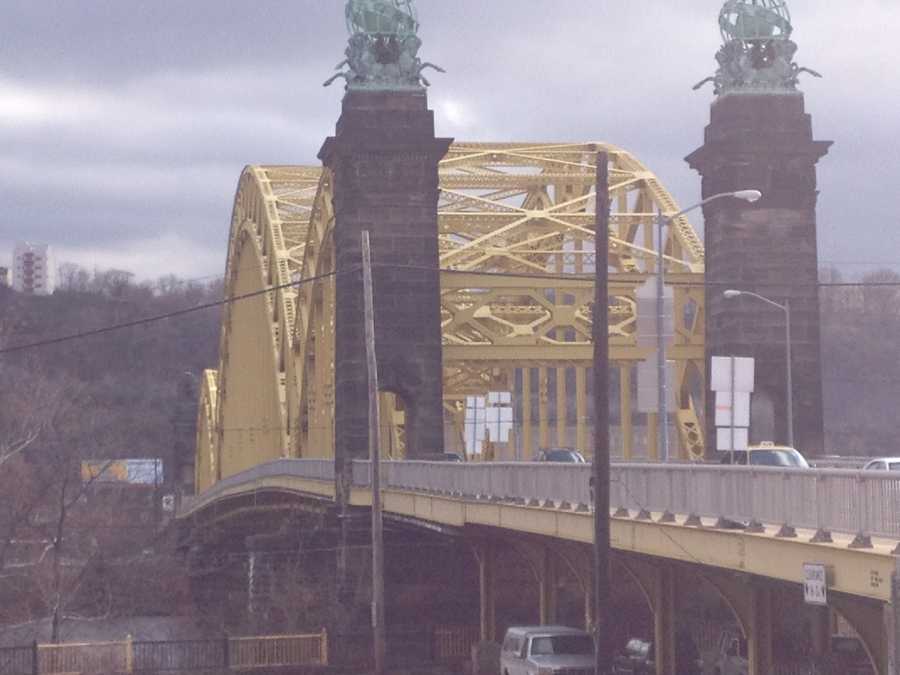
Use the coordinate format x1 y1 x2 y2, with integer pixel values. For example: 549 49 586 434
4 262 900 356
0 269 344 356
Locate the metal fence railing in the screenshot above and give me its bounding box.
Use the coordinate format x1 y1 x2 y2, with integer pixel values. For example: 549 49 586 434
39 639 128 674
357 461 900 541
0 646 34 675
187 458 900 543
228 631 327 669
432 625 481 662
1 631 328 675
183 459 335 515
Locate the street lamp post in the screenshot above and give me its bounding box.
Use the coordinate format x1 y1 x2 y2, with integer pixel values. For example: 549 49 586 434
723 289 794 448
655 190 761 461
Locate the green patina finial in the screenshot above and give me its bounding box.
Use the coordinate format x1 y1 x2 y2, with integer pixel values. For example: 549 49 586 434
324 0 444 91
695 0 821 95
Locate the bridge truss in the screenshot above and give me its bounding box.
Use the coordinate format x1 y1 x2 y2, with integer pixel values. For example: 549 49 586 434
196 143 706 491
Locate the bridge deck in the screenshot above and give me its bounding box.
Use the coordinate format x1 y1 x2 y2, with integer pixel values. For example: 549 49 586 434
180 460 900 603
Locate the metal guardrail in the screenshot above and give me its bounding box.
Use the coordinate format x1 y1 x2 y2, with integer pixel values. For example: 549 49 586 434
189 459 900 543
182 458 335 514
354 460 900 542
608 463 900 541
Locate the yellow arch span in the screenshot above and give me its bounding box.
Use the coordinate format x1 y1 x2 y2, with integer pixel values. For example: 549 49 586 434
197 143 706 487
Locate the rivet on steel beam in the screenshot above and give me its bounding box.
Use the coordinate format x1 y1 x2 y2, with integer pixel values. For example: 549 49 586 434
776 524 798 538
810 529 833 544
849 533 873 549
714 517 745 530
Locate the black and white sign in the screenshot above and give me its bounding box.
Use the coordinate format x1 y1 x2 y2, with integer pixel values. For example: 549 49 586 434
803 563 828 606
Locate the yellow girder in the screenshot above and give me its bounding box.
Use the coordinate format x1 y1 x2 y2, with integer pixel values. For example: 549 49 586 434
197 143 706 487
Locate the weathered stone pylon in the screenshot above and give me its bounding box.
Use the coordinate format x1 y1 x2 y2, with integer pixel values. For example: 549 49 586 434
687 0 831 454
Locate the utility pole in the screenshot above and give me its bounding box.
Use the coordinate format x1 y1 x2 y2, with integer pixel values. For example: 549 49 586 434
592 152 613 675
361 231 386 675
655 208 669 462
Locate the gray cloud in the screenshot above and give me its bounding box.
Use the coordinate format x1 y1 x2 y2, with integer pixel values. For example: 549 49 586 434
1 1 899 279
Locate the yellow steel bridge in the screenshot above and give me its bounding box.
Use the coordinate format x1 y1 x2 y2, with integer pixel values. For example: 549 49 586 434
196 143 706 491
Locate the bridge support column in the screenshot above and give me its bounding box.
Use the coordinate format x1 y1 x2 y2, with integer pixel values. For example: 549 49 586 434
706 574 773 675
652 565 676 675
618 557 678 675
890 558 900 675
687 94 831 456
319 88 452 484
747 585 773 675
476 541 497 642
539 547 558 626
809 606 832 658
831 593 891 675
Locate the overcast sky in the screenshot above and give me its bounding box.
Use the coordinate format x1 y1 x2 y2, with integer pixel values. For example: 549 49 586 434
1 1 898 281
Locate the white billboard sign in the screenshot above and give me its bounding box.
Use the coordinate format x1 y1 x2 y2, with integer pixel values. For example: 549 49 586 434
714 391 751 428
635 277 674 346
716 427 749 452
636 359 677 413
710 356 755 393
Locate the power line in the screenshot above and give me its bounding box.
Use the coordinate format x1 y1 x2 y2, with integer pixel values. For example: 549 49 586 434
6 262 900 356
377 263 900 288
0 270 341 356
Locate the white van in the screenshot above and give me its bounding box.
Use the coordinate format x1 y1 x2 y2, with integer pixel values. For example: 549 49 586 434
500 625 594 675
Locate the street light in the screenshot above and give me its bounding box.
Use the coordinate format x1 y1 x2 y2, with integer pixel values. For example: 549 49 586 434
722 289 794 448
655 189 761 461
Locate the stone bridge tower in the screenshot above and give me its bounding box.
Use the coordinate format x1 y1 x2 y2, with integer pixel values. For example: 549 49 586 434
319 0 451 483
686 0 831 455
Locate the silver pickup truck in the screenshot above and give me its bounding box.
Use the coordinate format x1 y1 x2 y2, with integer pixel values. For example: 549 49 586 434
500 625 594 675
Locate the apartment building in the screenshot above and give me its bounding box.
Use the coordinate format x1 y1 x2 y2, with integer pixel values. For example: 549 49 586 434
12 242 55 295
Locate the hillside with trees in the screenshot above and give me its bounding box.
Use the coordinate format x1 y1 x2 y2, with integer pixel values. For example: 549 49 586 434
0 262 896 638
0 266 222 639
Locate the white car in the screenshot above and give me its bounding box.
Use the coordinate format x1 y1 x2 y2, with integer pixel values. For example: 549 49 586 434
862 457 900 471
500 625 594 675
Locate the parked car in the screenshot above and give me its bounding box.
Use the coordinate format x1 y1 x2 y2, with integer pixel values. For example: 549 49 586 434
862 457 900 472
536 448 587 463
718 442 810 468
613 632 701 674
614 638 653 674
500 625 594 675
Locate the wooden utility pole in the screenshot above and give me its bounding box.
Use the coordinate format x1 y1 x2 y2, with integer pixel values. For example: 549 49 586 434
592 153 613 675
361 231 386 675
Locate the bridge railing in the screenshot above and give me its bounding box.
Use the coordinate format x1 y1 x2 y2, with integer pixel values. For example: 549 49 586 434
361 460 591 506
189 459 900 542
184 458 335 514
350 461 900 541
610 463 900 540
